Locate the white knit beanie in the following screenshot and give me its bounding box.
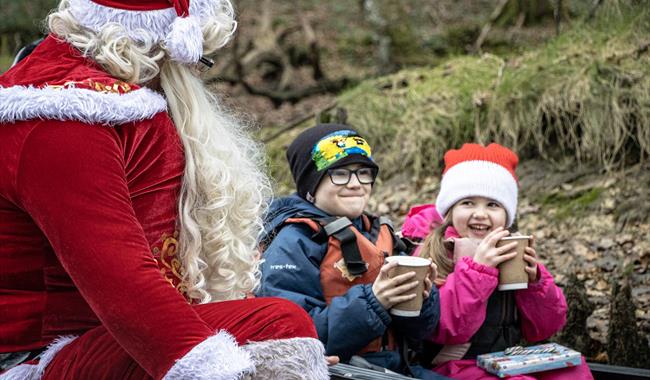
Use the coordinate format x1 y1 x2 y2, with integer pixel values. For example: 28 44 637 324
67 0 236 64
435 143 519 227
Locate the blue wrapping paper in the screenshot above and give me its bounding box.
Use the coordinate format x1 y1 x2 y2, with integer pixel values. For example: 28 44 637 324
477 343 582 378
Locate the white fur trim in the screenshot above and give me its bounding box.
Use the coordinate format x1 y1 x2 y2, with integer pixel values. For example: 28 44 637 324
242 337 329 380
163 330 254 380
435 160 518 226
0 365 38 380
69 0 177 43
0 85 167 125
67 0 234 63
166 16 203 64
0 335 77 380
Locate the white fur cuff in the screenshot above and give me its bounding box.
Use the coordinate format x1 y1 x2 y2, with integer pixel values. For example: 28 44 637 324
0 336 77 380
163 331 254 380
242 337 329 380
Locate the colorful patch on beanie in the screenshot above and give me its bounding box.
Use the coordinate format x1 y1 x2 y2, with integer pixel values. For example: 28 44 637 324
311 130 373 171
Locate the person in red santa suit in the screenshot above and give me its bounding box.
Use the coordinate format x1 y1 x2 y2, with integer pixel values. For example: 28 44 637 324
0 0 333 379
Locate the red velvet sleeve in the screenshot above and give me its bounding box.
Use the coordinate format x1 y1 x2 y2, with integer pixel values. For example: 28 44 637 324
15 120 214 379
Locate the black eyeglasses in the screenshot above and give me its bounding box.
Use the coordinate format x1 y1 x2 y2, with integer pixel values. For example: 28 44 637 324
327 167 377 185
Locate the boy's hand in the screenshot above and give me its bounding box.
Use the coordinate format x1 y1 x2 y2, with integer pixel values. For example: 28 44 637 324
523 236 539 282
372 261 418 310
473 227 518 268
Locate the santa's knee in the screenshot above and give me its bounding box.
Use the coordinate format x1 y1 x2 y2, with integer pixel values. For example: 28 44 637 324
258 297 317 338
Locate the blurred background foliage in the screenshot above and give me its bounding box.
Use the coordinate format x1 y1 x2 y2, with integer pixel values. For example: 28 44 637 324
0 0 56 68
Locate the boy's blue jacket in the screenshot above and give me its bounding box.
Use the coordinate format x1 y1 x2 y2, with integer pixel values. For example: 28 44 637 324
257 194 441 365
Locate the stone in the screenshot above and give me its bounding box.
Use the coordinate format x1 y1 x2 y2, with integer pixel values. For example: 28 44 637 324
597 256 618 272
377 203 390 214
587 307 609 344
597 238 616 250
631 286 650 306
595 280 609 291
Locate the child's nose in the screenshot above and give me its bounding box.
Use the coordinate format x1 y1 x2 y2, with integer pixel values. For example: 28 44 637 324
472 206 488 218
346 173 362 188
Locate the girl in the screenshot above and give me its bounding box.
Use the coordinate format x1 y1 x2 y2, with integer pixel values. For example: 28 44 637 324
403 143 593 379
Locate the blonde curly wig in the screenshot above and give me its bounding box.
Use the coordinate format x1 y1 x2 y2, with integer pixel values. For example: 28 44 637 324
48 0 271 303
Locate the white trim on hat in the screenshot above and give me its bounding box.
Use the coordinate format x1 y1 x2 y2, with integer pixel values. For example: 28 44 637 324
69 0 177 43
67 0 232 64
435 160 518 226
165 15 203 63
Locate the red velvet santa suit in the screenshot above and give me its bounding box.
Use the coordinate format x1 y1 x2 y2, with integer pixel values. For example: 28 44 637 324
0 35 318 379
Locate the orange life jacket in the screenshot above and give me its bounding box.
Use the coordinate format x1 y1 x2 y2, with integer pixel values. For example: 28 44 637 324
283 213 400 353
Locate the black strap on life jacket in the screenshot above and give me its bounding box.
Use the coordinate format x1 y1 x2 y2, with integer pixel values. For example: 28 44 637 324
282 213 401 277
377 215 408 254
322 217 368 276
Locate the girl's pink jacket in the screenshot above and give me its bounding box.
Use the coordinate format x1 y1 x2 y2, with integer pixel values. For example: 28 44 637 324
402 204 593 380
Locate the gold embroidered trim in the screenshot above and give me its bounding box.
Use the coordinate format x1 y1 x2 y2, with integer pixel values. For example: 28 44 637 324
153 231 191 301
45 79 133 94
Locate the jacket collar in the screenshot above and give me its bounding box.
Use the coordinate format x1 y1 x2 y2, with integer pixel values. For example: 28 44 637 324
0 35 166 126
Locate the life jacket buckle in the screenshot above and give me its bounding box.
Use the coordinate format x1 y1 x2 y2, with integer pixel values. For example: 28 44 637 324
323 217 353 236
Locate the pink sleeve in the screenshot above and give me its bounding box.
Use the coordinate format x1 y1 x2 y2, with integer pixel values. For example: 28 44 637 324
431 257 499 344
515 263 567 342
401 204 442 240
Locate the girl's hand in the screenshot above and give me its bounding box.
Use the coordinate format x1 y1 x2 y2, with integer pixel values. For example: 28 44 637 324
422 262 438 299
473 227 518 268
523 237 538 282
372 261 419 310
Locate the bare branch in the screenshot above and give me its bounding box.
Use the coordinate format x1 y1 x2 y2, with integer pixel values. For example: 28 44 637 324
262 101 338 143
473 0 510 53
586 0 604 22
241 77 352 107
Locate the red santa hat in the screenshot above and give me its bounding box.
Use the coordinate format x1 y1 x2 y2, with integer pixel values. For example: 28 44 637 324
435 143 519 227
67 0 236 64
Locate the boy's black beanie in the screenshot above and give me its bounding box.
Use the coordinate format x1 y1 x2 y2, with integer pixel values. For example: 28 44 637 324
286 123 378 202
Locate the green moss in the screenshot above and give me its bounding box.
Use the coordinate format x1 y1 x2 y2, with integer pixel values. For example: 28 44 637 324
443 24 480 54
264 3 650 190
540 187 604 220
0 54 13 73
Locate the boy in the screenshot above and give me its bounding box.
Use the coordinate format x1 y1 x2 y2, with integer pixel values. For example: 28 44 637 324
258 124 445 379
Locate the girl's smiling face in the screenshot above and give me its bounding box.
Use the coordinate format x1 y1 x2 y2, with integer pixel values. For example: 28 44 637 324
451 196 507 240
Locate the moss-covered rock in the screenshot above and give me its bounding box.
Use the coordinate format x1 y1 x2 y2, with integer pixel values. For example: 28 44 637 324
555 273 601 357
608 276 650 367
